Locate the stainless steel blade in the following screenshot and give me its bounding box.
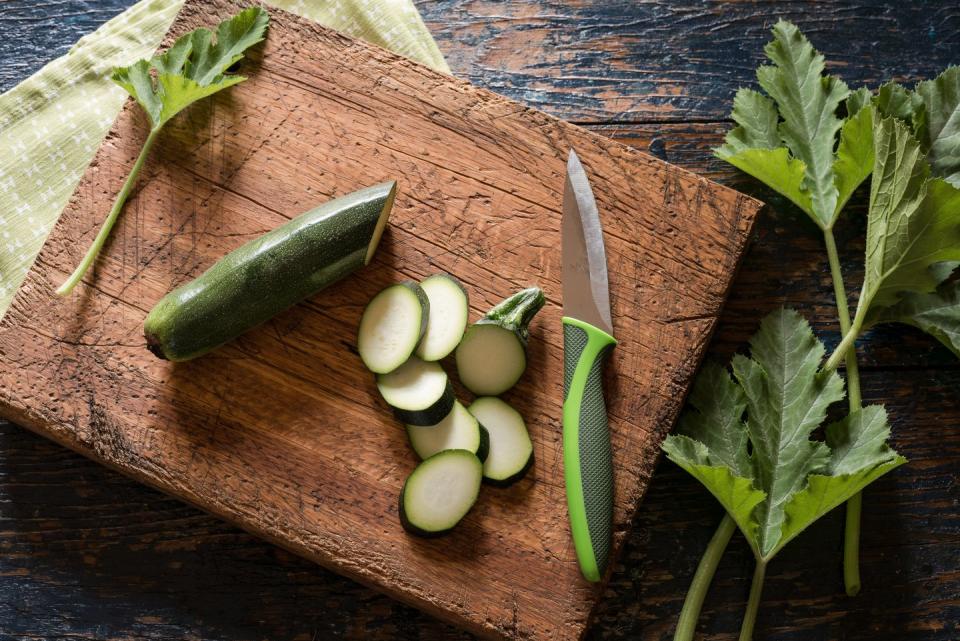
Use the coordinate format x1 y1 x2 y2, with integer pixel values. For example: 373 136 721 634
562 149 613 335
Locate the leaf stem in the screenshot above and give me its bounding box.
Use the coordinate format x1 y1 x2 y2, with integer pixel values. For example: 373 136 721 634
823 229 862 406
824 310 865 373
56 127 161 297
843 492 863 595
673 514 738 641
823 228 865 596
738 559 767 641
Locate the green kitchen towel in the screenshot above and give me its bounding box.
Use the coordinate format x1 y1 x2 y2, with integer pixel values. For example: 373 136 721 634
0 0 448 316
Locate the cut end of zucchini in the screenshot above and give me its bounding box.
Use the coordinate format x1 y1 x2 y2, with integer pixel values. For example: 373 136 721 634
363 181 398 265
416 274 469 361
377 356 455 425
359 281 428 374
407 401 486 461
399 449 483 536
468 397 534 486
455 324 527 395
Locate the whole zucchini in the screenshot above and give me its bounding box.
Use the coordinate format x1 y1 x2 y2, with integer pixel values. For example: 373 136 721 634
145 181 397 361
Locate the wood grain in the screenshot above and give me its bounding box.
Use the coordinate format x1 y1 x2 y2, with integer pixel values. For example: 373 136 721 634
0 1 759 639
419 0 960 123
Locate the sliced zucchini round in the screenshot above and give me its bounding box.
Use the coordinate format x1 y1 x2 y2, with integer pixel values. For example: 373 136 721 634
467 397 534 486
407 401 489 462
455 324 527 395
376 356 454 425
358 281 429 374
399 449 483 537
415 274 469 361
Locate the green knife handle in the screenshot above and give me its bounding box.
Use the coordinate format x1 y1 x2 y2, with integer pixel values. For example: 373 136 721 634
562 316 617 582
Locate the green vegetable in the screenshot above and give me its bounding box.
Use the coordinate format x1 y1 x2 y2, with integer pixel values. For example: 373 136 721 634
359 281 430 374
455 287 545 395
57 8 270 296
376 356 456 427
406 401 489 462
415 274 469 361
144 181 397 361
663 309 905 640
399 449 483 537
467 397 534 486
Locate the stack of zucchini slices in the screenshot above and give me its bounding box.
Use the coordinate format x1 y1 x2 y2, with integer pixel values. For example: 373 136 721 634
358 275 544 536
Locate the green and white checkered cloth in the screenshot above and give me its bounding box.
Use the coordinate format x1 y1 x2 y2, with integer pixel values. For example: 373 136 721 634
0 0 448 316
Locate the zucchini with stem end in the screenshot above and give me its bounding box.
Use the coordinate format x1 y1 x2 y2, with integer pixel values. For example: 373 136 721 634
406 401 489 462
455 287 545 395
358 281 429 374
399 449 483 536
144 181 397 362
376 356 455 426
468 397 534 486
415 274 469 361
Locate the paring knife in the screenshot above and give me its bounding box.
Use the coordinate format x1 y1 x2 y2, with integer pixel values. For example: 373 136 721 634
562 149 617 583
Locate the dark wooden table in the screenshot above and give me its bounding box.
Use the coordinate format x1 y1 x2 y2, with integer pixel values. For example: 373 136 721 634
1 2 958 639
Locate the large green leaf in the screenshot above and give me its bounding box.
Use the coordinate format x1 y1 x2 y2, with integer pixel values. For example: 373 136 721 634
716 89 780 156
716 147 813 218
732 309 844 556
874 81 923 123
111 7 269 129
663 362 763 539
713 21 873 230
661 435 766 542
833 106 875 214
866 278 960 358
675 362 751 477
663 309 904 563
756 21 849 228
857 116 960 315
915 66 960 187
776 406 905 555
846 87 874 117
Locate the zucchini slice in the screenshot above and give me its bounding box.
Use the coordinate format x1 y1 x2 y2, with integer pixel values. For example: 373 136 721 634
407 401 489 462
399 449 483 536
455 287 545 395
467 397 534 486
376 356 455 426
144 181 397 362
415 274 469 361
358 281 429 374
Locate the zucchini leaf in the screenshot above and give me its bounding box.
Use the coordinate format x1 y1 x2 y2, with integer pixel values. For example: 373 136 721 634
869 69 960 187
56 7 270 297
846 74 960 354
874 81 923 123
846 86 874 116
715 21 873 230
112 6 269 130
663 309 905 562
856 115 960 317
915 66 960 187
866 277 960 358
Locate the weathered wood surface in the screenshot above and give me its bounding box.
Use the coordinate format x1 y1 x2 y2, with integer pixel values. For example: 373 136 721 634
0 1 759 639
2 1 959 640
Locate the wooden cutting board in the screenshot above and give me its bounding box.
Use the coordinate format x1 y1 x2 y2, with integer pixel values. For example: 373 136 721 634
0 1 761 638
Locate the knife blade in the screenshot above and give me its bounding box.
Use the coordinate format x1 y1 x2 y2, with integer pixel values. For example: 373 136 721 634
562 149 617 583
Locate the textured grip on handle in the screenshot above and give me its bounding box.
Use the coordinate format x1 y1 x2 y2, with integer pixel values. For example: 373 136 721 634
562 316 616 582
